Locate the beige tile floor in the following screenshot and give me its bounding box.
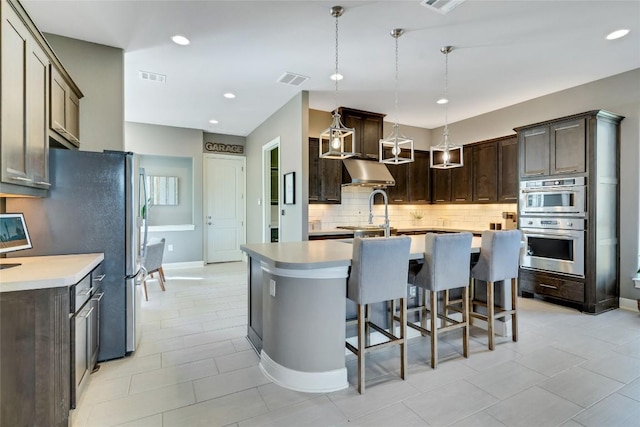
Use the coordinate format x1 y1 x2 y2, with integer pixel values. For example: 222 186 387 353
71 262 640 427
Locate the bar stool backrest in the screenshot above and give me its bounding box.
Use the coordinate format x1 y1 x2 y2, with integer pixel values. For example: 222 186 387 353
472 230 522 282
348 236 411 305
416 232 473 291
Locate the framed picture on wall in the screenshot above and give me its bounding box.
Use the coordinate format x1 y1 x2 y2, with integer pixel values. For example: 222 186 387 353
284 172 295 205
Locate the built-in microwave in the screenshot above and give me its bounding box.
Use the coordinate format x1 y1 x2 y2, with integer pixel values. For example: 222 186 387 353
519 177 586 216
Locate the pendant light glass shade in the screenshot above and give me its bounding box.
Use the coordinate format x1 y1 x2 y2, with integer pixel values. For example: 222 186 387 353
431 46 463 169
320 6 356 160
380 29 414 165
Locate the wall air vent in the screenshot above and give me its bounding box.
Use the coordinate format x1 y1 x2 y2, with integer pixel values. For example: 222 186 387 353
420 0 466 15
277 72 309 87
139 71 167 83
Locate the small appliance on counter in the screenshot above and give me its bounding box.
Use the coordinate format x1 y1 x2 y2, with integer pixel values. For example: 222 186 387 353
502 212 517 230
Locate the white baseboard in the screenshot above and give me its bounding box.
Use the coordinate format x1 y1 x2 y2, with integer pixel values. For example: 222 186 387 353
619 297 639 312
260 350 348 393
161 261 205 270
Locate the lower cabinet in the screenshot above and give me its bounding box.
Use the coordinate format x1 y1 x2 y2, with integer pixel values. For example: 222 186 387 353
519 269 585 306
0 286 70 427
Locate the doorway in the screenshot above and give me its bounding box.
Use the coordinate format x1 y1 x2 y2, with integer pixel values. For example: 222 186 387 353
263 138 280 243
204 154 246 263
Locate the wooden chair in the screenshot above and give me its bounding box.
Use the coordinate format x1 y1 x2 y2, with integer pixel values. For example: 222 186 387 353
142 238 166 301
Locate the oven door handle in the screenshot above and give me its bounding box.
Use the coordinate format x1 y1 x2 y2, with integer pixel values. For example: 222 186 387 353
522 232 577 240
520 187 581 194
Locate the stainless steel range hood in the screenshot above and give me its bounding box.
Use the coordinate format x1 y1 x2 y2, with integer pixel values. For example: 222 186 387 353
342 158 395 187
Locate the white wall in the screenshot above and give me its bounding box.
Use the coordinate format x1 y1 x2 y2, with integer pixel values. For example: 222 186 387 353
125 122 204 264
246 92 308 243
430 69 640 301
44 34 124 152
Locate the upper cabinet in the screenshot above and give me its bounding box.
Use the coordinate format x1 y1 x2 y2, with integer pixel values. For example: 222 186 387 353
0 0 82 196
1 0 50 196
472 141 498 202
339 107 385 159
308 138 341 204
518 117 585 178
408 150 431 204
498 136 518 202
50 66 81 147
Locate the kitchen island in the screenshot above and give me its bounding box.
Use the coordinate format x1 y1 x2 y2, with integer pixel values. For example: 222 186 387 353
241 236 480 393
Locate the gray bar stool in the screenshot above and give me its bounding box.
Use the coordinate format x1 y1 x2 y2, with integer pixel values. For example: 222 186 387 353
346 236 411 394
408 232 473 369
469 230 522 350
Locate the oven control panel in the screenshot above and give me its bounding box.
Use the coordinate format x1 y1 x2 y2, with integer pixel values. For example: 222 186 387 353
520 217 585 230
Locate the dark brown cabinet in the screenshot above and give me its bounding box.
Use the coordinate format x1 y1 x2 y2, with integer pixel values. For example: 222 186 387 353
1 0 50 196
308 138 341 204
451 148 473 203
386 161 409 203
339 107 385 159
50 65 81 147
431 168 451 203
518 117 586 178
550 118 586 175
473 141 498 202
1 286 70 426
408 150 431 203
498 136 519 202
516 110 623 313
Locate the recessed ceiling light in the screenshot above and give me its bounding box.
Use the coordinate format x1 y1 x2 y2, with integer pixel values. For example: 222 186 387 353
606 29 630 40
330 73 343 81
224 92 236 99
171 35 190 45
209 119 219 124
436 98 448 104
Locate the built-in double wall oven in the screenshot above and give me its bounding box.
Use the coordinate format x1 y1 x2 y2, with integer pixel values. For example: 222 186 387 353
519 177 586 278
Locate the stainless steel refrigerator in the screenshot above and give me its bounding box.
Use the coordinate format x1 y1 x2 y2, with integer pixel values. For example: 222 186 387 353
7 148 148 361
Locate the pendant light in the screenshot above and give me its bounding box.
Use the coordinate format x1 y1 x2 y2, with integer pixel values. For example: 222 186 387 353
430 46 463 169
320 5 356 160
379 29 414 165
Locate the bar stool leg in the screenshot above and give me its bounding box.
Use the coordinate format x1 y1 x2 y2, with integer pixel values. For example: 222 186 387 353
420 289 428 336
462 285 469 358
365 304 371 348
443 289 450 327
400 297 407 379
468 278 474 327
430 290 438 369
389 299 396 335
357 303 366 394
487 281 495 351
511 278 518 342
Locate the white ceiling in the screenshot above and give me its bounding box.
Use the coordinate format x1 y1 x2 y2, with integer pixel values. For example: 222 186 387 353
21 0 640 137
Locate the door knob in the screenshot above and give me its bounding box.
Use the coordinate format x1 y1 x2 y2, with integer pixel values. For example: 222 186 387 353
208 222 212 225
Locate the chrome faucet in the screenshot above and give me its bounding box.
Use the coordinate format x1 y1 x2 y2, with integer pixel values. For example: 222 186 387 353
368 189 390 238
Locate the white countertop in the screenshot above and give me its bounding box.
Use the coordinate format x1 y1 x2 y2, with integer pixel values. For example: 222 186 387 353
242 235 481 270
0 253 104 293
308 226 487 237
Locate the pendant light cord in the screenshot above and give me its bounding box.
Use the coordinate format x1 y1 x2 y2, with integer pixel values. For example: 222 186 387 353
394 35 399 126
443 48 449 145
334 13 339 113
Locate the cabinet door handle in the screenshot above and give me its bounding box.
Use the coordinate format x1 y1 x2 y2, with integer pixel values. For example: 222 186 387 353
477 197 490 201
79 287 95 297
10 176 33 182
34 181 51 186
539 283 558 289
326 198 339 201
561 169 578 173
555 124 580 131
503 196 517 200
455 198 466 201
78 306 95 319
93 274 106 282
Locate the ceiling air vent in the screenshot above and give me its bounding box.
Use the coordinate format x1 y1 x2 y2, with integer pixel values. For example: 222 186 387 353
139 70 167 83
420 0 466 15
277 72 309 87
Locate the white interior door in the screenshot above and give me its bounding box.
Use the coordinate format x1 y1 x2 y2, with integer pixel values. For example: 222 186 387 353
205 155 245 263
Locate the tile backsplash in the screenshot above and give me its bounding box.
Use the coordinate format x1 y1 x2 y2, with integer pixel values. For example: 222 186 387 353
308 186 517 231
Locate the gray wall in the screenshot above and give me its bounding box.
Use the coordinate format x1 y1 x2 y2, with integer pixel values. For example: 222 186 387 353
44 34 124 152
429 69 640 301
246 92 308 243
125 122 204 264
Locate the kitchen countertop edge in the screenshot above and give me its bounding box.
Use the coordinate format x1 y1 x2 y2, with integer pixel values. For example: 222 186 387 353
0 253 104 293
